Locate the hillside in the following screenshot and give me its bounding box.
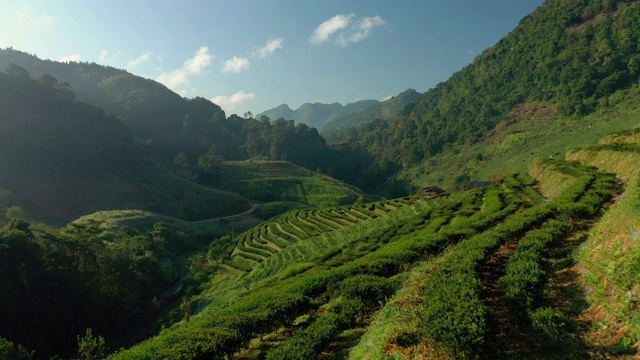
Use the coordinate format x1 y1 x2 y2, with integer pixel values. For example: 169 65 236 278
5 0 640 358
0 48 230 147
322 88 421 132
107 130 640 358
257 100 379 130
0 65 250 225
341 0 640 191
220 160 366 209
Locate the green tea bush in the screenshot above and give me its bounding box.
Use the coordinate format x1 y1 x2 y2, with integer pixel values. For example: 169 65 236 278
265 299 362 360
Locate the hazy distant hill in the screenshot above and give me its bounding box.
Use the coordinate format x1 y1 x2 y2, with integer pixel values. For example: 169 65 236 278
257 99 379 129
322 88 421 131
0 48 225 145
0 65 249 224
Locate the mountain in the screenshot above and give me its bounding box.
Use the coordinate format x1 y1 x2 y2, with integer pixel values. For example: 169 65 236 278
347 0 640 190
259 103 296 121
257 99 380 129
0 65 249 225
5 0 640 358
322 88 421 132
0 48 225 146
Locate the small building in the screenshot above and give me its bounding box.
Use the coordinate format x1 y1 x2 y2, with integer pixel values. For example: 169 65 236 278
417 186 447 199
468 181 492 189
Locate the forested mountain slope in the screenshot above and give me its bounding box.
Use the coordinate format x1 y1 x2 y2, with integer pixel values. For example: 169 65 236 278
0 48 210 144
347 0 640 190
0 66 249 224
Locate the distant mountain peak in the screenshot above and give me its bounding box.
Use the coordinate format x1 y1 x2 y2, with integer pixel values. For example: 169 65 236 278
257 99 380 129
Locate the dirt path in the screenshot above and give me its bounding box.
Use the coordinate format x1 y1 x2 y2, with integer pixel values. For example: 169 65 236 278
480 241 535 359
192 203 259 223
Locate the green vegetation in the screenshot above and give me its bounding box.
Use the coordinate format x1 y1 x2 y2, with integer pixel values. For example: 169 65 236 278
0 218 199 359
323 0 640 192
5 0 640 358
221 160 364 208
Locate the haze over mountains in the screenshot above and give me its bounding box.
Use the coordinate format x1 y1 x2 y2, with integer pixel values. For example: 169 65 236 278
257 88 422 131
2 0 640 359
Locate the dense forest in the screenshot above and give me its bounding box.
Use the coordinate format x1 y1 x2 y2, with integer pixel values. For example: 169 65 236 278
0 217 204 359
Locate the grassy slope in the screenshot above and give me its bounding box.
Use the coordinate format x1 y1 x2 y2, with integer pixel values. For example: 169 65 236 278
566 132 640 353
399 87 640 191
221 160 366 208
72 209 226 243
137 163 250 221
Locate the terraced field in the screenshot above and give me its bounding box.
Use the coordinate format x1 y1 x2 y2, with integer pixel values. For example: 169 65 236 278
226 198 414 272
110 142 633 359
221 160 366 208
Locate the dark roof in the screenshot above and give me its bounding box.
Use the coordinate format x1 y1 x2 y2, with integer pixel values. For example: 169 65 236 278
468 181 492 189
417 186 447 197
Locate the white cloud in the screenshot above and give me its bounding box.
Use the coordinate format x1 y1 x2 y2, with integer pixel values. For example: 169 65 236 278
127 51 153 69
60 54 81 63
310 14 387 47
222 56 250 74
184 46 214 75
382 95 394 101
99 50 108 61
156 46 215 90
310 14 354 44
211 90 255 114
254 38 284 58
156 69 188 88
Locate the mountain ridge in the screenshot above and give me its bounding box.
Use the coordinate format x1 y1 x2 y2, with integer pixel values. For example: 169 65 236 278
257 99 380 129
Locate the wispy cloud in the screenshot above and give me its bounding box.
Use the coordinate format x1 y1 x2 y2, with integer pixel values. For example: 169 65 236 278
98 49 121 65
211 90 255 114
222 56 250 74
60 54 81 63
156 46 214 90
14 6 57 28
310 14 387 47
253 38 284 59
127 51 153 70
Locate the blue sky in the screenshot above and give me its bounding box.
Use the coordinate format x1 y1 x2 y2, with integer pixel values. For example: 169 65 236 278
0 0 544 115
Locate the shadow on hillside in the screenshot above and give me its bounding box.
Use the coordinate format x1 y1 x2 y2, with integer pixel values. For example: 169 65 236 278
481 227 604 359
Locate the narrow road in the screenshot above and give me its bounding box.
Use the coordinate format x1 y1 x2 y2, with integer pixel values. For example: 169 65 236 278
192 203 259 223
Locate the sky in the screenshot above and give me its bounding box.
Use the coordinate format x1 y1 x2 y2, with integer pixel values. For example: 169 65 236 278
0 0 544 115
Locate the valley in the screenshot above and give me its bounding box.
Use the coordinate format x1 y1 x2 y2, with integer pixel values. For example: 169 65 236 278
1 0 640 359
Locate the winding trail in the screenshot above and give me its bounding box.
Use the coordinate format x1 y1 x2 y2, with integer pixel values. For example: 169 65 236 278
192 203 259 223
